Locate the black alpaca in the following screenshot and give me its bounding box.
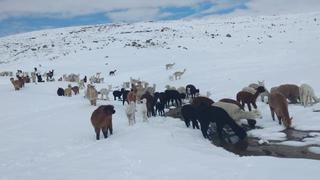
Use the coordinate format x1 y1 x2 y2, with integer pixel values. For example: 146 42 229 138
181 104 199 129
186 84 199 98
155 100 165 116
83 76 87 83
197 105 247 141
57 88 64 96
165 90 182 107
112 90 122 100
121 88 130 105
36 73 44 82
141 92 156 117
109 70 117 76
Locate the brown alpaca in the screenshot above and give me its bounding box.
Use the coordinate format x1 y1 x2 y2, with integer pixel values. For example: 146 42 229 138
268 92 292 128
90 105 116 140
64 84 72 97
219 98 244 110
191 96 214 108
236 86 265 111
127 91 137 103
87 84 98 106
10 78 22 90
71 86 79 95
276 84 300 104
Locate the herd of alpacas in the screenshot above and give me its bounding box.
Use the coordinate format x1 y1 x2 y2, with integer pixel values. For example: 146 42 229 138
4 66 319 142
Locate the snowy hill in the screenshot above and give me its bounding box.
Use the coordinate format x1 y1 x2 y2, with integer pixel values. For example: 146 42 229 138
1 12 320 179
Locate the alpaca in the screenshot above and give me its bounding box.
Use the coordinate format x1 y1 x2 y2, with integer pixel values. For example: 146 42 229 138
141 92 155 117
122 89 130 105
86 84 98 106
58 77 63 81
236 86 265 111
165 89 182 107
186 84 199 98
173 69 186 80
276 84 300 104
191 96 214 108
10 78 22 90
249 81 270 102
219 98 243 110
72 86 79 95
90 105 115 140
268 92 292 128
155 99 165 116
78 80 85 89
126 102 136 126
213 102 262 125
113 90 122 101
197 105 247 141
64 84 72 97
31 72 37 83
299 83 319 107
141 98 148 122
100 87 112 100
181 104 199 129
109 70 117 76
127 90 137 103
165 63 175 70
57 88 65 96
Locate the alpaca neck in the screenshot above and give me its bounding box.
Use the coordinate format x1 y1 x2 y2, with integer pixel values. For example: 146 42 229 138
253 91 261 101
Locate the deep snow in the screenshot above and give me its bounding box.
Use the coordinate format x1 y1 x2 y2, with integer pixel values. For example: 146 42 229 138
1 12 320 179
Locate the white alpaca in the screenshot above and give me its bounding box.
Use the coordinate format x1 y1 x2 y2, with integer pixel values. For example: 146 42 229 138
165 63 175 70
141 98 148 122
300 83 319 107
213 102 262 124
99 86 112 100
173 69 186 80
126 102 136 126
78 80 85 89
177 86 186 94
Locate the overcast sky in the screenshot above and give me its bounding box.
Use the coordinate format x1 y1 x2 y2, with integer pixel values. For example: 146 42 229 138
0 0 320 37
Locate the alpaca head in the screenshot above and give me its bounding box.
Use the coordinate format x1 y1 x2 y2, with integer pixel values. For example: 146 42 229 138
258 80 265 86
283 117 292 128
68 84 72 88
256 86 266 93
142 98 147 104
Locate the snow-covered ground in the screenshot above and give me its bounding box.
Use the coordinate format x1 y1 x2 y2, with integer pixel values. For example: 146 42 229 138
1 12 320 179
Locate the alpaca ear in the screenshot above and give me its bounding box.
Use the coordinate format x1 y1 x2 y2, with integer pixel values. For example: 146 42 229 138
112 110 116 114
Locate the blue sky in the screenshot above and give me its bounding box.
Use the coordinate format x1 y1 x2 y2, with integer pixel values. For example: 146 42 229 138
0 0 319 37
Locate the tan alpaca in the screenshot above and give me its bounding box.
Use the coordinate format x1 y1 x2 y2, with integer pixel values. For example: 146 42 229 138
165 63 175 70
268 92 292 128
10 78 22 90
64 84 72 97
173 69 186 80
87 84 98 106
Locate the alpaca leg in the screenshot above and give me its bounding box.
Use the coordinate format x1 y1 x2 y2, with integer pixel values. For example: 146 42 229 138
200 122 209 139
184 118 190 127
277 116 282 125
216 123 225 143
102 128 108 139
247 103 252 111
95 128 100 140
253 102 257 109
270 107 275 121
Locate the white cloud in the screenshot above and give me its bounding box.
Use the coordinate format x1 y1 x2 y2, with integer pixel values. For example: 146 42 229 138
0 0 320 22
107 8 161 22
230 0 320 16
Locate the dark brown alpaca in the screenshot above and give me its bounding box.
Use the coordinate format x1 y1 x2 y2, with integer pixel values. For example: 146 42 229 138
90 105 116 140
71 86 79 95
268 92 292 128
219 98 244 110
191 96 214 108
109 70 117 76
141 92 155 117
276 84 300 104
236 86 265 111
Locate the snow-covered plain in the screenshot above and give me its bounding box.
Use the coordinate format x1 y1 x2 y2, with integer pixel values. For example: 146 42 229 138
1 12 320 179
